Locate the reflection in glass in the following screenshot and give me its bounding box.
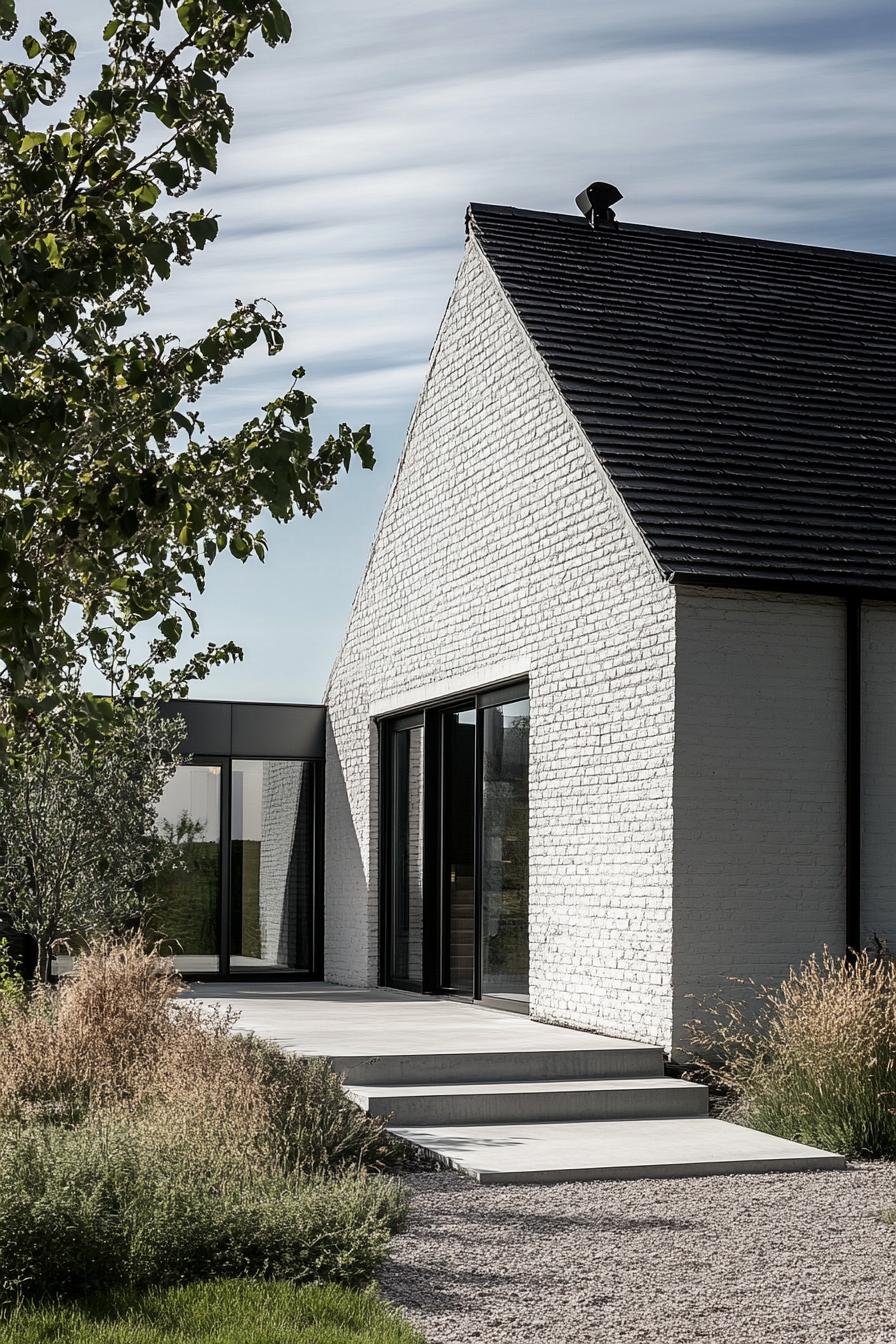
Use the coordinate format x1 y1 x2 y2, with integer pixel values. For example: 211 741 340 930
443 707 476 994
149 764 222 972
230 759 314 972
389 726 424 987
480 698 530 1002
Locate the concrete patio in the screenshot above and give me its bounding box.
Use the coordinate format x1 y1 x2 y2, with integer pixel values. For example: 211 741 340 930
187 982 845 1184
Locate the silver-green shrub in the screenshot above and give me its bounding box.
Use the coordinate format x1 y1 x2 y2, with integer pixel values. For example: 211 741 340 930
0 940 407 1306
0 1118 405 1305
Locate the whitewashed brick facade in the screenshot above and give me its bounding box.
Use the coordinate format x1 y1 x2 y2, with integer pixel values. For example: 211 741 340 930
325 240 678 1046
324 236 893 1052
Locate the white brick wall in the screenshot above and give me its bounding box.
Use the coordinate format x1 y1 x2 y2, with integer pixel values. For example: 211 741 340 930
325 239 678 1045
322 236 896 1051
861 603 896 949
671 588 846 1052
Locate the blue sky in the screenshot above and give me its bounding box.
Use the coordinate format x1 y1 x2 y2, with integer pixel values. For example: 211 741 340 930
14 1 896 700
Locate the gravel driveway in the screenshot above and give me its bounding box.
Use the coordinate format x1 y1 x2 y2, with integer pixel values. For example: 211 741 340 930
380 1164 896 1343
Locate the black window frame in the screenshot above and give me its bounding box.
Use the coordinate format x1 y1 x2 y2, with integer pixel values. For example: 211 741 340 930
378 678 530 1009
159 700 326 983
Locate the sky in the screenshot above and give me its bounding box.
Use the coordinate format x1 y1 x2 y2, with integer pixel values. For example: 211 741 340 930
9 1 896 701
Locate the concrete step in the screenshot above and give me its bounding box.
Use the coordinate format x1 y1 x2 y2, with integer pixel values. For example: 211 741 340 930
328 1042 664 1086
347 1075 708 1126
388 1116 847 1185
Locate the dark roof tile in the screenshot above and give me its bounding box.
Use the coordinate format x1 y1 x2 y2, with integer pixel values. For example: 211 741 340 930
468 202 896 591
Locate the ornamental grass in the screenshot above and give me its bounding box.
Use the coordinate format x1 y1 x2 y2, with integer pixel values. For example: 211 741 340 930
688 947 896 1158
0 937 406 1307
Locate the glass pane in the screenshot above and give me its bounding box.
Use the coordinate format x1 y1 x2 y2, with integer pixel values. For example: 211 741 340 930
389 726 424 987
149 764 222 973
480 698 530 1002
231 760 315 972
443 707 476 993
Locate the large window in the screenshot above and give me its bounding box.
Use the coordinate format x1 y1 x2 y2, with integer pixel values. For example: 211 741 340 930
386 721 425 988
380 681 530 1009
230 760 315 972
148 753 319 978
442 706 476 995
480 696 530 1002
150 763 222 973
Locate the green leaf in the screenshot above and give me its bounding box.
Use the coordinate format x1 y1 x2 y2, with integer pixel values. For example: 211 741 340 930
22 34 41 59
159 616 182 643
0 0 373 726
35 233 61 266
261 3 292 44
152 158 183 190
187 215 218 248
133 180 161 209
183 136 217 173
176 0 199 34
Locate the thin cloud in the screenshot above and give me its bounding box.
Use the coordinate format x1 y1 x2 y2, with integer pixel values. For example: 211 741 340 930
4 0 895 698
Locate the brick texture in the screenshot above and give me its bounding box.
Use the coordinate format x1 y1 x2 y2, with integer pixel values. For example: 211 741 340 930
324 241 677 1046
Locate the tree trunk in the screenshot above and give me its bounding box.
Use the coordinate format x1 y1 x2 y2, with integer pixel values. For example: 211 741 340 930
33 937 51 983
17 933 39 983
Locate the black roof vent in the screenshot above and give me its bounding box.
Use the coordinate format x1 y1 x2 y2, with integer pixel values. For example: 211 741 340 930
575 181 622 230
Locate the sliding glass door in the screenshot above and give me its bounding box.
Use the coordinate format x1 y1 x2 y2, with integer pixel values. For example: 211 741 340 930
148 756 320 979
380 682 529 1009
150 762 223 973
230 760 315 972
441 705 476 995
384 717 425 989
480 693 530 1004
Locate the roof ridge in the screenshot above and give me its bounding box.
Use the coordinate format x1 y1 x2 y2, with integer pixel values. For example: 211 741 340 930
465 194 896 592
466 201 896 266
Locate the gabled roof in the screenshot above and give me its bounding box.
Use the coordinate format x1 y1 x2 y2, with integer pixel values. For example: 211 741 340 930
468 202 896 592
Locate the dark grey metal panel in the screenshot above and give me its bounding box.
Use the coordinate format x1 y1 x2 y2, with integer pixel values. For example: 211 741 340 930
231 702 326 760
161 700 326 760
161 699 232 756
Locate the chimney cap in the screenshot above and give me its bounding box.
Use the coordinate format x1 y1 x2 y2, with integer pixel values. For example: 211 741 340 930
576 181 623 229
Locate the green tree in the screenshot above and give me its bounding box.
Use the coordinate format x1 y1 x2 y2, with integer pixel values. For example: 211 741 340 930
0 0 373 725
0 698 186 979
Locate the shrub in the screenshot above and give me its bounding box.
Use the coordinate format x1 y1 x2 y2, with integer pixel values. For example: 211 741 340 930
0 1280 423 1343
0 938 398 1173
0 938 408 1306
0 940 24 1015
0 1118 405 1306
688 948 896 1157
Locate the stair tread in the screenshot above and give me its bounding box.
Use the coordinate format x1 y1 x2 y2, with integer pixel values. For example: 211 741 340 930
347 1076 705 1099
331 1042 665 1085
388 1116 845 1184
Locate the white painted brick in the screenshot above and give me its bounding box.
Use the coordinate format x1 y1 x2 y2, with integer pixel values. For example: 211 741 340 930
322 245 865 1055
324 241 677 1047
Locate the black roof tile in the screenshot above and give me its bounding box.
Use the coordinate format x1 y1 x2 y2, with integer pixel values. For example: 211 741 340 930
468 202 896 591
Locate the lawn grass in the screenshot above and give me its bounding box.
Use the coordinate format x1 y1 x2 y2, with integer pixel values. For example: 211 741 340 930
0 1280 423 1344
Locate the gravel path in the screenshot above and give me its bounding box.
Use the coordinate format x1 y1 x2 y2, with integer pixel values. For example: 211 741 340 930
379 1164 896 1343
